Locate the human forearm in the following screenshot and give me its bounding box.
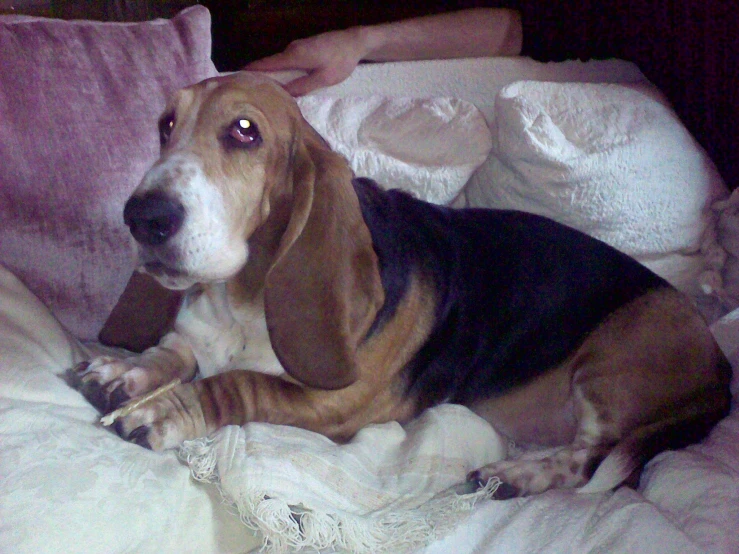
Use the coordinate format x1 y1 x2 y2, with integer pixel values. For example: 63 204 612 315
245 8 522 96
357 8 522 62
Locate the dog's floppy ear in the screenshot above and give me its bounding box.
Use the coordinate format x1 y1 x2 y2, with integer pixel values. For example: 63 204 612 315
264 123 384 390
99 271 184 352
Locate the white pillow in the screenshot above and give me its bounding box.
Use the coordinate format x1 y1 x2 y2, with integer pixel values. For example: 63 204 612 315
463 81 729 296
297 95 492 205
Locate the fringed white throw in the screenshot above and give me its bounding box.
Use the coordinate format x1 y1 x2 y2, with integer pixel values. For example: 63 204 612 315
180 404 506 553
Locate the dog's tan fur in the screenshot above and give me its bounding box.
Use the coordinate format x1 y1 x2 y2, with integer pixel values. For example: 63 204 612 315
75 73 731 497
469 287 729 494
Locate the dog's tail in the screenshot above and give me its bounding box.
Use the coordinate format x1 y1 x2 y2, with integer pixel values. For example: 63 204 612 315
577 361 732 494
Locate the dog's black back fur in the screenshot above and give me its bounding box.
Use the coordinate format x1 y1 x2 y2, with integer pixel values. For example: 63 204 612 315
353 177 669 408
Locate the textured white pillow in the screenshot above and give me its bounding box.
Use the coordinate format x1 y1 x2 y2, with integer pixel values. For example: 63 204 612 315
297 95 492 205
463 81 729 296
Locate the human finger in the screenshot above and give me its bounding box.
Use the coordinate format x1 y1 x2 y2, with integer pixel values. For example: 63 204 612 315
244 49 312 72
282 72 330 97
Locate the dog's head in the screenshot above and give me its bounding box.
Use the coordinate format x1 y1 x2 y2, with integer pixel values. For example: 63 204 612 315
125 72 383 388
126 73 301 289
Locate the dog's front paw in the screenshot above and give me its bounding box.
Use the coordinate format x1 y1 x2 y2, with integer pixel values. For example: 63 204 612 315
110 382 207 451
69 356 155 413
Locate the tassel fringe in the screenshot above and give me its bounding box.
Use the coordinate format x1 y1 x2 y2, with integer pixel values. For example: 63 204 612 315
181 438 501 553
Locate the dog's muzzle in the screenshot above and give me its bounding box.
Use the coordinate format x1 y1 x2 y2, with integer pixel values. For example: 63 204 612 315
124 193 185 246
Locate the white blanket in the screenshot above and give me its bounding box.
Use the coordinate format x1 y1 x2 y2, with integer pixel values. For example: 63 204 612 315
0 264 259 553
1 257 738 554
181 406 506 553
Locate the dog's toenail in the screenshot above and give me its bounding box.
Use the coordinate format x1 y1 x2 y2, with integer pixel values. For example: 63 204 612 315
127 426 153 450
109 386 130 412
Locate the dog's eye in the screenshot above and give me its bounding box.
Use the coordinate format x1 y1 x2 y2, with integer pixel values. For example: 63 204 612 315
226 118 262 149
159 113 175 146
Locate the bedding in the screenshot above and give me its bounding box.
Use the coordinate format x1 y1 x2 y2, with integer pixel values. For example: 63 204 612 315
0 264 260 554
295 95 493 205
2 256 738 554
0 5 218 341
1 7 738 554
463 80 727 297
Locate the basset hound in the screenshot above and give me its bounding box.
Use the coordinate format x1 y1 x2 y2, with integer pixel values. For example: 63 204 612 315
73 72 732 499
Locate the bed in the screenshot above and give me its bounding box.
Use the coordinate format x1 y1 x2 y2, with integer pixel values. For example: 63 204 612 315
1 5 738 554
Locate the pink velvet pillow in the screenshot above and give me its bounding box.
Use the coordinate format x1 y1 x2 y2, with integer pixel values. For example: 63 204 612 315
0 6 217 340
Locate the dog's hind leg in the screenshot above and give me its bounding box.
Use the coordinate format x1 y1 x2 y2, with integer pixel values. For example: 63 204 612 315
467 377 624 499
467 379 731 499
467 442 611 499
468 383 731 499
468 288 731 499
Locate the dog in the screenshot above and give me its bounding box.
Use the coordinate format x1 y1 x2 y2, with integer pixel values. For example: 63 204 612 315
73 72 732 499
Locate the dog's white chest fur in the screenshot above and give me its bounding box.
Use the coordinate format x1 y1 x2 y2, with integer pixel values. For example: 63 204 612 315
174 283 285 378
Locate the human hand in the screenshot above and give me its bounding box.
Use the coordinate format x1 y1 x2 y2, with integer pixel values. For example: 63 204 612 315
244 27 368 96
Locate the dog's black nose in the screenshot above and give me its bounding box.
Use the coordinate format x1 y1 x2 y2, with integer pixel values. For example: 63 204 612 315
123 193 185 246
